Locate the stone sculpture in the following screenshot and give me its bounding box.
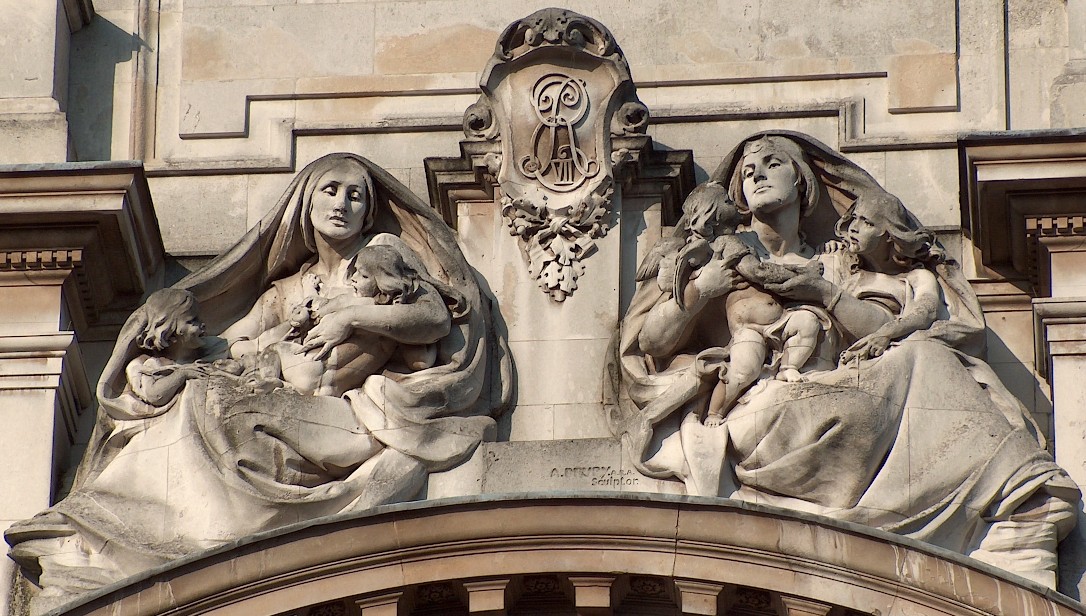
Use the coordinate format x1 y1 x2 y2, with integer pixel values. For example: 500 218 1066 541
614 130 1082 587
5 153 509 607
461 8 650 301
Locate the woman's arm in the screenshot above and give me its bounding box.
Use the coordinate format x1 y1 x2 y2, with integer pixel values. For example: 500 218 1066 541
876 269 941 340
761 270 893 341
840 268 942 362
639 258 744 358
301 281 452 359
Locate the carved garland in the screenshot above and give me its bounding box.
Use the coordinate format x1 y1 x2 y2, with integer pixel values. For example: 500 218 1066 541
501 183 613 301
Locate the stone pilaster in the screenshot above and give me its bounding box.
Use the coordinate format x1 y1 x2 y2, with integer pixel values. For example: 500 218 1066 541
0 162 163 612
0 0 93 163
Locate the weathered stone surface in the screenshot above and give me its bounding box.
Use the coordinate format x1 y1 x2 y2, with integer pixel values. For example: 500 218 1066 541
43 497 1086 616
8 1 1086 611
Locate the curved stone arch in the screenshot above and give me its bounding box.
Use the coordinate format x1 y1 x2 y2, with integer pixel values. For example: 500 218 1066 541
58 496 1083 616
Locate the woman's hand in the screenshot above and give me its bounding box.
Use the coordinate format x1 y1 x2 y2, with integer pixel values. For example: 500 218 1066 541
761 268 832 304
691 259 746 300
301 310 356 360
841 334 891 364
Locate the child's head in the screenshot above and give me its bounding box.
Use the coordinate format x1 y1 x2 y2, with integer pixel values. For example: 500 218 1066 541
138 289 204 352
835 193 945 268
348 245 419 305
682 181 745 239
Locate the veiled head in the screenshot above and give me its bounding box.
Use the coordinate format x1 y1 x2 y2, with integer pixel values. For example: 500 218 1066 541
728 135 820 219
301 156 377 250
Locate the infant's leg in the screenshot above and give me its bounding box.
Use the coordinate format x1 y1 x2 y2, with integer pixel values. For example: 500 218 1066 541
777 310 822 382
705 327 767 425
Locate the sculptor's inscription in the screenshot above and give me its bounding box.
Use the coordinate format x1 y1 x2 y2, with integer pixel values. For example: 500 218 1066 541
550 466 638 487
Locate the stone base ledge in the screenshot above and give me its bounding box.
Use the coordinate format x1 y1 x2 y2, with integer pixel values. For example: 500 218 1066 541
49 495 1086 616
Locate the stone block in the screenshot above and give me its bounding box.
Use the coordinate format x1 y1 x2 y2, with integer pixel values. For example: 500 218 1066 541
1008 0 1068 49
373 3 501 75
0 0 64 102
1009 47 1067 130
888 53 959 113
503 403 554 442
67 9 139 161
181 4 376 82
427 438 670 497
179 78 294 136
553 403 613 440
295 131 462 182
882 148 959 227
0 113 68 164
148 174 249 254
245 171 293 229
0 389 62 518
476 438 625 494
507 338 611 406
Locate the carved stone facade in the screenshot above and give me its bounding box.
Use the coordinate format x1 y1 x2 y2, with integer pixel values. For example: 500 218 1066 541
4 2 1086 616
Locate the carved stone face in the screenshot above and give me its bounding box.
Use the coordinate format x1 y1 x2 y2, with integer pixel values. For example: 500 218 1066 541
349 262 379 298
740 151 801 216
844 212 888 256
310 161 371 243
175 308 205 350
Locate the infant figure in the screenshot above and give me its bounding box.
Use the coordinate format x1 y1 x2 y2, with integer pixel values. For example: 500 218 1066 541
249 244 420 397
669 181 824 427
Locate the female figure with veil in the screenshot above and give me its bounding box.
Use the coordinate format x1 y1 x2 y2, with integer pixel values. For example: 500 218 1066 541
6 153 509 605
618 131 1079 587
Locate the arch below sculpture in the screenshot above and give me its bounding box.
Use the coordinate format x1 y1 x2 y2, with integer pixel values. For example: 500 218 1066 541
51 495 1083 616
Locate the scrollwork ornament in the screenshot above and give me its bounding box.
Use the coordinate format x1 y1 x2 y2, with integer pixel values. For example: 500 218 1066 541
497 8 617 60
517 74 599 192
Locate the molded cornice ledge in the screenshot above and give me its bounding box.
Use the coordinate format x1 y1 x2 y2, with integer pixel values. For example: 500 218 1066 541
52 495 1086 616
959 130 1086 290
1033 298 1086 381
0 161 165 341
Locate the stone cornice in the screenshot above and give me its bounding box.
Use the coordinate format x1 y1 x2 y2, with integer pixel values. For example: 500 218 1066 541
1033 297 1086 380
57 497 1086 616
57 495 1084 616
959 132 1086 293
0 161 165 340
